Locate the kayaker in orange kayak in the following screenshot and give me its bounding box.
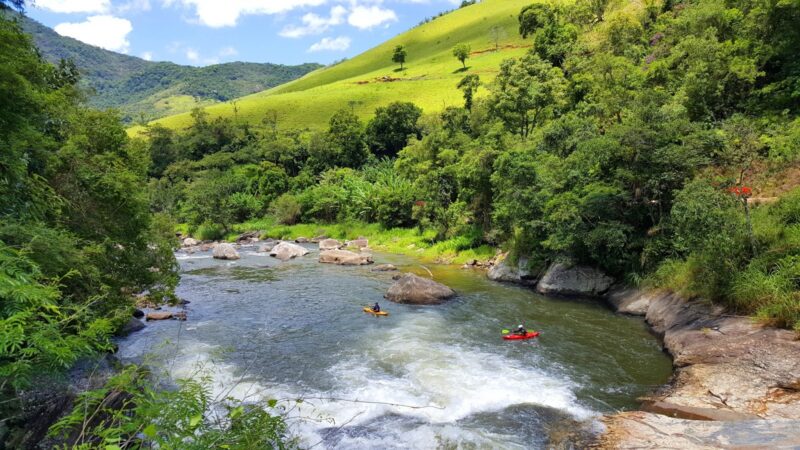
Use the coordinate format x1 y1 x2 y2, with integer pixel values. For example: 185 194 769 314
372 302 381 313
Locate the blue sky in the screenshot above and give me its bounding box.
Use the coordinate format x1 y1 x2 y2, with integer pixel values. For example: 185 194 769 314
26 0 462 66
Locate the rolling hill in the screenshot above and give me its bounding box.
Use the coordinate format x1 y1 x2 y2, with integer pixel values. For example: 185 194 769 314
9 13 322 123
138 0 533 133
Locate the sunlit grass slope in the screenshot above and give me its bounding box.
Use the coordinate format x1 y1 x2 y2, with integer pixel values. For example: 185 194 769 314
136 0 533 133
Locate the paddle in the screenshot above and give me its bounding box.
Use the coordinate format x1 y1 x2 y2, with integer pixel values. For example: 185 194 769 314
501 329 510 334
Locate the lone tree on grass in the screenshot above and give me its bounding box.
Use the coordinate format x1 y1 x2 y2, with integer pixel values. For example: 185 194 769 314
457 74 481 110
452 43 471 69
392 45 407 70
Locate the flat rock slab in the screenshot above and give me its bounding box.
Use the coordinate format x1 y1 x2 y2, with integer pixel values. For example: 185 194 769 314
372 264 398 272
319 249 373 265
600 412 800 449
385 273 455 305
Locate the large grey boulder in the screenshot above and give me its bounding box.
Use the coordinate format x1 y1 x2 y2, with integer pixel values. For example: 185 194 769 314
385 273 456 305
536 263 613 297
269 242 309 261
487 254 538 285
319 249 373 265
212 243 240 260
346 238 369 249
182 237 198 247
117 317 145 336
319 239 343 251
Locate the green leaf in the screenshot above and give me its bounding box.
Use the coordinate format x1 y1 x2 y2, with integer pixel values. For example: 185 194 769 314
189 414 203 428
267 399 278 408
142 423 157 439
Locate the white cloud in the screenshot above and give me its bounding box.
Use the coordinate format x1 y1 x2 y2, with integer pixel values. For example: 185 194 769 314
308 36 351 52
54 15 133 53
348 5 397 29
34 0 109 13
186 48 200 62
141 51 154 60
117 0 152 13
163 0 327 28
279 5 346 38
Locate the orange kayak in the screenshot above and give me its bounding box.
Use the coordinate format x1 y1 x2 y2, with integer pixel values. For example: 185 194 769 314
363 306 388 316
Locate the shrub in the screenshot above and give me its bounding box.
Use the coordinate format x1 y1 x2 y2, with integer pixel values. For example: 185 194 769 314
194 222 224 241
271 193 302 225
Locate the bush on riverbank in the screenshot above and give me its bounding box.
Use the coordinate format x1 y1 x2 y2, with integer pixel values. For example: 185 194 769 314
648 186 800 331
51 365 294 449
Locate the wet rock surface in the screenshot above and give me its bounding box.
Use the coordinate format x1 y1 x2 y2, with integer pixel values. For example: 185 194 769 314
384 273 455 305
319 249 373 265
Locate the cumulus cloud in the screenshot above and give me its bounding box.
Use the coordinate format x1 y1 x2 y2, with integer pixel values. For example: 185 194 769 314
34 0 109 13
279 5 347 38
348 5 397 29
308 36 351 52
185 48 200 62
163 0 327 28
54 15 133 53
141 51 154 60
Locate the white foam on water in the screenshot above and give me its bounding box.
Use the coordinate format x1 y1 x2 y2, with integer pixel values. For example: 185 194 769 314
159 312 596 449
176 254 212 260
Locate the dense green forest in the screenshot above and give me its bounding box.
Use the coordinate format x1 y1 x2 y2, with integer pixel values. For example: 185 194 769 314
7 12 321 123
0 5 291 448
2 0 800 446
146 0 799 330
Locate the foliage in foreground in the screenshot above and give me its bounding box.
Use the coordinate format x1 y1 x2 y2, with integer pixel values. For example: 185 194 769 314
50 366 293 450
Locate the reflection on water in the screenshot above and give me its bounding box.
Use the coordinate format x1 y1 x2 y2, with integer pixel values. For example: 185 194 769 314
117 244 671 449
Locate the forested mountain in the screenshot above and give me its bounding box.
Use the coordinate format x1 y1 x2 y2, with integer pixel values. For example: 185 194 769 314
8 13 322 122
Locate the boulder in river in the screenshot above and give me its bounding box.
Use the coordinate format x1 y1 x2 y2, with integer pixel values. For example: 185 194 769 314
535 262 612 297
487 254 538 285
319 249 373 265
384 273 455 305
182 237 198 247
257 240 276 253
295 237 309 243
311 235 328 243
346 238 369 249
372 264 398 272
212 243 240 260
235 231 260 244
319 238 343 251
270 242 309 261
117 317 145 336
146 311 174 321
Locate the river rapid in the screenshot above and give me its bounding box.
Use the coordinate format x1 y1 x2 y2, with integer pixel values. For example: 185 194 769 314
116 244 672 449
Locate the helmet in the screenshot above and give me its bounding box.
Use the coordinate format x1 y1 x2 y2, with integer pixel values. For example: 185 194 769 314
518 324 523 328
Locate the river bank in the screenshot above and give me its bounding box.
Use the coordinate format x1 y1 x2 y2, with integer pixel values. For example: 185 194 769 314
596 288 800 448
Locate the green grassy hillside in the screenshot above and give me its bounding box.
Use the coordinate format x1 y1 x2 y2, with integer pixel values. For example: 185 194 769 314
139 0 533 133
9 13 321 123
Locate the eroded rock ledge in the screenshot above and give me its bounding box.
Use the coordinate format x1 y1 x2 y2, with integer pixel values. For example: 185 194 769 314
597 288 800 449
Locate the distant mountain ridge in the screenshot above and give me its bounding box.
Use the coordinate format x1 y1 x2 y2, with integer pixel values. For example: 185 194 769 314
9 13 322 123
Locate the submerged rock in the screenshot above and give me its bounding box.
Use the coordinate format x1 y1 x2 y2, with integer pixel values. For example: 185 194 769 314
319 238 343 251
319 249 373 265
212 243 240 260
535 263 612 297
269 242 309 261
372 264 398 272
384 273 455 305
117 317 145 336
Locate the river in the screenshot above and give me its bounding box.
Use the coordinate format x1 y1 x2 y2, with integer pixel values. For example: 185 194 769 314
116 243 672 449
